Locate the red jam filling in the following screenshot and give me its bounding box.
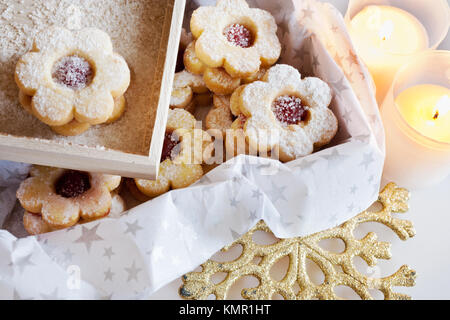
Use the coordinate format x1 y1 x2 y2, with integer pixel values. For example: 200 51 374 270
176 48 185 73
223 24 254 48
161 132 180 162
272 95 308 125
52 55 93 89
55 170 91 198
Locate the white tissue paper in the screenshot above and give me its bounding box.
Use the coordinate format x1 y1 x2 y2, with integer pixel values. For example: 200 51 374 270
0 0 384 299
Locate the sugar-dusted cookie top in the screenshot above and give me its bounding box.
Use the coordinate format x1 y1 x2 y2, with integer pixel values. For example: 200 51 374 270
231 64 338 162
15 26 130 126
190 0 281 78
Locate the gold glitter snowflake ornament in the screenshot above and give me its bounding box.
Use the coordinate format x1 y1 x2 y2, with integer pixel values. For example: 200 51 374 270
179 183 416 300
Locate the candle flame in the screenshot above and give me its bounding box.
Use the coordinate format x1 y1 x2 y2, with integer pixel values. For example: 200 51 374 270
432 95 450 120
379 20 394 41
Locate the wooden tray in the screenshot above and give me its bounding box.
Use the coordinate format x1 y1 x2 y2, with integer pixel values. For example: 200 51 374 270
0 0 186 179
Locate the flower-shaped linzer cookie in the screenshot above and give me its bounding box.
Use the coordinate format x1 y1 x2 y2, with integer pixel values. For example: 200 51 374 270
230 64 338 162
17 166 121 230
15 26 130 126
191 0 281 78
133 109 212 198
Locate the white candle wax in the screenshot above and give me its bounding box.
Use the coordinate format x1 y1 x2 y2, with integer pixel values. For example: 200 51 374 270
381 51 450 190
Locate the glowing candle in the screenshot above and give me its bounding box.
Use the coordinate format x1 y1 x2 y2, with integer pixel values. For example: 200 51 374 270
348 5 429 104
396 84 450 144
381 51 450 189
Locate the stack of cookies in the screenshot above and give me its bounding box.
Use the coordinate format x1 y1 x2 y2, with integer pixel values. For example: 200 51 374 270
170 0 338 162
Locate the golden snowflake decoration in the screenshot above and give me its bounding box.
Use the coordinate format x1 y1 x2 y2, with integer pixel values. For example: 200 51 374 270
179 183 417 300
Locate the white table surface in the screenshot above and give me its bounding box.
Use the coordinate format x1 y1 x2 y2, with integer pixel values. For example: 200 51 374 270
150 0 450 300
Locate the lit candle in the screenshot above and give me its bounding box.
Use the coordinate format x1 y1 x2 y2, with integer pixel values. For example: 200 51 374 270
381 51 450 189
345 0 449 105
348 5 429 104
396 84 450 144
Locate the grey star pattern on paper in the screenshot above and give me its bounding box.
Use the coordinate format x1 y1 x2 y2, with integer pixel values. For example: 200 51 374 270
41 288 58 300
125 261 141 282
270 181 287 203
281 219 294 229
248 210 257 221
171 192 181 206
360 152 375 171
293 158 316 170
124 219 143 237
103 247 115 260
8 253 34 274
200 174 213 185
230 228 241 240
39 239 58 257
302 6 314 19
252 188 263 200
330 76 350 94
65 225 77 233
104 268 114 282
350 185 358 195
320 149 348 162
13 289 32 300
232 176 241 183
229 196 240 208
74 224 103 253
241 166 249 178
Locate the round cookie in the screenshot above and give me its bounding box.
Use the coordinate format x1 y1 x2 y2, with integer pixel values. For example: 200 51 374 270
203 67 241 95
133 109 212 199
190 0 281 78
15 26 130 127
23 211 54 235
22 193 126 235
171 70 208 110
205 95 234 137
230 64 338 162
51 120 92 136
17 165 121 230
